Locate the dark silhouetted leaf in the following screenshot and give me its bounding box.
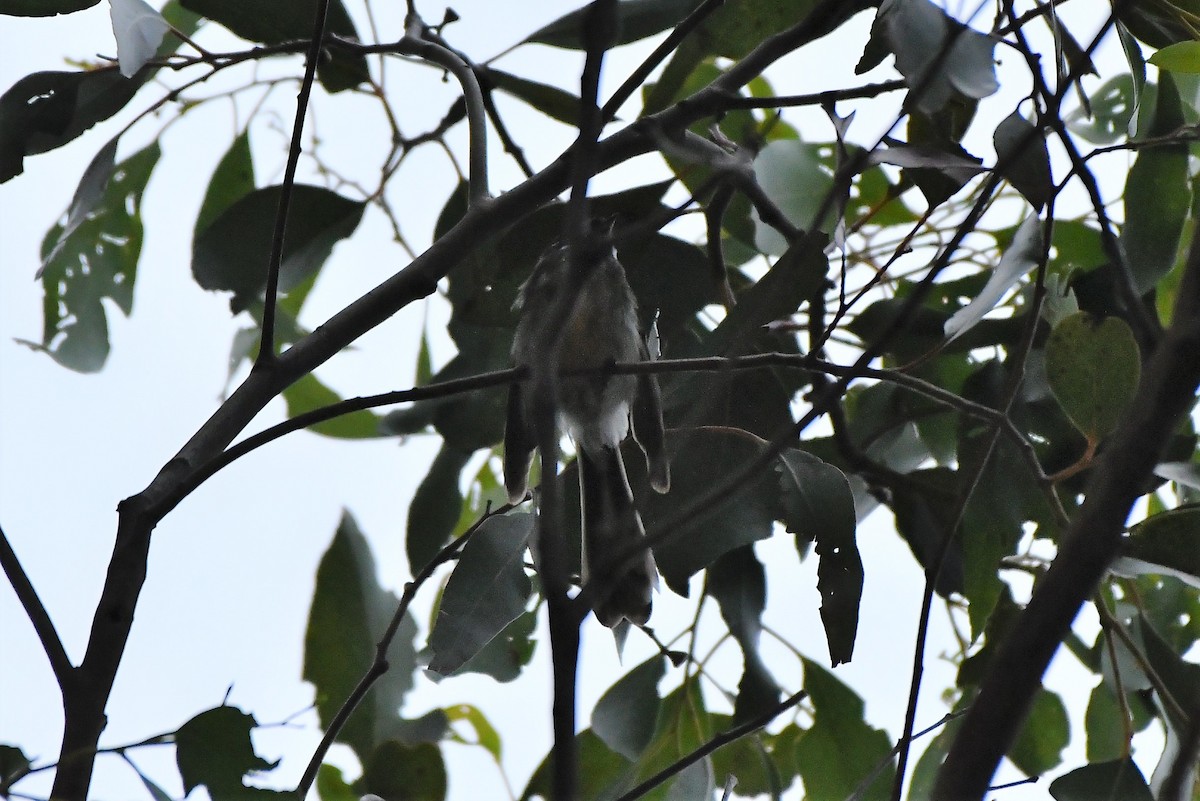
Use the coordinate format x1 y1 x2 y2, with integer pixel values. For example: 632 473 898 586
592 656 665 760
795 658 894 801
21 142 159 372
777 450 861 666
1049 758 1153 801
180 0 368 92
994 110 1051 209
0 745 31 786
195 129 255 237
427 514 534 677
485 68 582 125
1114 505 1200 588
641 429 777 593
304 513 423 761
357 741 446 801
1045 312 1141 442
192 184 364 312
0 0 98 13
708 547 782 720
0 70 138 182
526 0 696 49
406 444 473 572
175 706 277 796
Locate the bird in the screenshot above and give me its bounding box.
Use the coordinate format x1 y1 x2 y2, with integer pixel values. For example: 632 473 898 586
503 233 670 627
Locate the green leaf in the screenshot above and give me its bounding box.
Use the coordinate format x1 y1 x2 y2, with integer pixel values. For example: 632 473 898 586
304 512 422 761
1115 505 1200 588
592 656 665 760
485 68 582 125
407 444 473 572
1007 688 1069 776
645 0 835 113
708 547 782 721
1149 41 1200 72
1121 74 1190 294
0 0 99 14
195 129 255 237
316 763 358 801
1049 758 1153 801
631 682 714 801
358 741 446 801
282 372 384 439
520 729 629 801
993 110 1052 209
1084 683 1126 762
525 0 697 49
180 0 368 92
795 658 894 801
23 142 159 372
444 704 503 762
1118 0 1200 49
427 514 535 677
174 706 277 796
1045 312 1141 441
777 450 861 666
191 184 365 313
453 607 537 683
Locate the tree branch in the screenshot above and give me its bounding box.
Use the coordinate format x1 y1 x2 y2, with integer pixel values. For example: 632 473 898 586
932 210 1200 799
0 524 72 687
257 0 331 363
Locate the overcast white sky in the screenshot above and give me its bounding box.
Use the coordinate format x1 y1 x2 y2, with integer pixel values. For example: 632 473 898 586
0 3 1162 800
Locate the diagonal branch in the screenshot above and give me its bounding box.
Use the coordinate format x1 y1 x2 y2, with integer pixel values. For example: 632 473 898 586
932 209 1200 799
0 524 73 687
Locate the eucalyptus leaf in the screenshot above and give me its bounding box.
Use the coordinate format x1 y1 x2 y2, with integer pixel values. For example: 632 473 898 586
427 514 535 677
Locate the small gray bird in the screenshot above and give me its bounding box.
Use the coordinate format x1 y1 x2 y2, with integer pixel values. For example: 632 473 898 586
504 237 670 627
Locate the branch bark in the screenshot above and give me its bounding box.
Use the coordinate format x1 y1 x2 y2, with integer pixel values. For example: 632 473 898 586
932 216 1200 799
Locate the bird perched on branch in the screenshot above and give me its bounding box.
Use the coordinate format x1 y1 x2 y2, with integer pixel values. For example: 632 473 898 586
504 232 670 627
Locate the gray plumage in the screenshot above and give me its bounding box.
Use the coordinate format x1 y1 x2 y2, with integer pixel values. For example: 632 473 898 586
504 241 669 627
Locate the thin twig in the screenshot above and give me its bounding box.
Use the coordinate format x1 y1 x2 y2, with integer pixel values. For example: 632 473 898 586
600 0 727 122
0 524 73 691
257 0 331 364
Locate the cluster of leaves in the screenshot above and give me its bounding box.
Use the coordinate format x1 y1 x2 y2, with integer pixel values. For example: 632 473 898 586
3 0 1200 799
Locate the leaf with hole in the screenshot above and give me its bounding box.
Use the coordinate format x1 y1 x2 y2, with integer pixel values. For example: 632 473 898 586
777 450 861 666
20 142 159 372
